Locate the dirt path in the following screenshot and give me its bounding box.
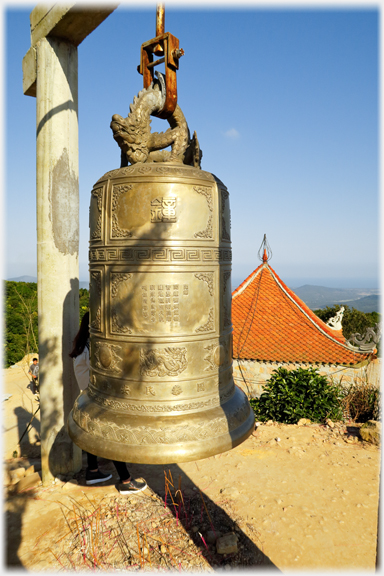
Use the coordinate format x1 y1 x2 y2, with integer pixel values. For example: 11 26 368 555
4 365 380 571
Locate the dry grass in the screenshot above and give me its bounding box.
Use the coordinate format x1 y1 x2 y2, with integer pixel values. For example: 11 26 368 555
338 377 380 423
40 470 261 571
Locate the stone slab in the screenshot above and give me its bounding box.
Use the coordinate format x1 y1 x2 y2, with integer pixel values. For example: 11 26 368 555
30 3 118 47
23 4 118 96
14 471 42 493
22 47 36 97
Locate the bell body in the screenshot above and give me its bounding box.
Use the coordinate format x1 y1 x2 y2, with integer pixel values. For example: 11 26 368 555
68 162 254 463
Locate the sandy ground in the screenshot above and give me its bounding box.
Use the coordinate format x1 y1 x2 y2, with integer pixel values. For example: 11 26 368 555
3 363 381 571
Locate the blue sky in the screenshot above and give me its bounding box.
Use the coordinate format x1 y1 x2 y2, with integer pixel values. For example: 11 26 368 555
4 3 379 289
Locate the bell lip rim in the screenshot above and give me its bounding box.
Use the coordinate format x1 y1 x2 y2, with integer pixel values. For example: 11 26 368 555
67 408 255 465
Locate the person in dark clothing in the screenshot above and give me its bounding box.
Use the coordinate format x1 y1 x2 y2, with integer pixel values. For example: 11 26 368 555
28 358 39 395
70 312 147 494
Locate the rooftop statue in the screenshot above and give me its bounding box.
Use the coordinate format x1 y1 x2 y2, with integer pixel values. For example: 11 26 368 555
327 306 345 331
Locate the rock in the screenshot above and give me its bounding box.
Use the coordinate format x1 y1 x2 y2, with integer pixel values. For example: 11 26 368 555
25 465 35 477
14 471 41 493
206 530 220 544
216 532 238 555
360 421 381 446
62 479 78 491
297 418 311 426
326 419 335 428
9 467 26 484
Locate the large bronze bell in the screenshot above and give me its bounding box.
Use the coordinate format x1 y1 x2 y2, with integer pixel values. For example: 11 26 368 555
68 68 255 464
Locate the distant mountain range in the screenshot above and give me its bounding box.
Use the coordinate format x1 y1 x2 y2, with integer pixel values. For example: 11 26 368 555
292 285 380 313
6 277 380 313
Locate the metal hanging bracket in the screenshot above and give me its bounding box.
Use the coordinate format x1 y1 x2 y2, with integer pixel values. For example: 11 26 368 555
137 4 184 119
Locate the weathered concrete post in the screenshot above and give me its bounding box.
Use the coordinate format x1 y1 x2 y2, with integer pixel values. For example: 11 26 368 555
22 3 118 483
36 36 81 482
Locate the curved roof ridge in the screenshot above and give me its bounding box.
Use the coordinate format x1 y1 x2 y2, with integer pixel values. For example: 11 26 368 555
265 264 363 353
233 262 265 299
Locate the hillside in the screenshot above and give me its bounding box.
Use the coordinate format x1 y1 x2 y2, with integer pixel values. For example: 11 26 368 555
338 295 380 314
292 285 379 311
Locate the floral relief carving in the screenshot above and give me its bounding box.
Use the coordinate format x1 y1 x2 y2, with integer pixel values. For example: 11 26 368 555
223 271 231 292
195 215 213 239
91 271 101 294
194 186 213 211
222 217 230 241
195 272 214 296
111 184 133 238
91 307 101 331
111 273 131 298
221 189 230 241
111 313 132 334
193 186 213 239
223 305 231 328
195 308 215 333
223 270 232 327
90 271 101 331
91 188 103 239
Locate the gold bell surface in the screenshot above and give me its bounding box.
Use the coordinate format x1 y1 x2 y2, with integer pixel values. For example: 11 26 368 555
68 162 255 463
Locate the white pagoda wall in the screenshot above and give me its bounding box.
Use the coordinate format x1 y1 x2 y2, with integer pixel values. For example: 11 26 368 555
233 357 381 398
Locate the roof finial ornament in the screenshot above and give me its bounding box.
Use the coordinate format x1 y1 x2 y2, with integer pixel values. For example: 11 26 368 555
258 234 272 263
346 323 381 352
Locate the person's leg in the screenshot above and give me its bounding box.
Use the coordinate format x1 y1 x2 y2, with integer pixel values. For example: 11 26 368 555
112 461 147 494
112 460 130 481
85 452 113 485
87 452 98 471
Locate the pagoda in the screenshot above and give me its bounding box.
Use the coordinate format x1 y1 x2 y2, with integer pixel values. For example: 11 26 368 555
231 243 378 397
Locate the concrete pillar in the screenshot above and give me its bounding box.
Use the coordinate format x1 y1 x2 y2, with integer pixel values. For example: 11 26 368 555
36 36 82 482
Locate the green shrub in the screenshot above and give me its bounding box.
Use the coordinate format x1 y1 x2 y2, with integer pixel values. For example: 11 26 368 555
250 367 344 424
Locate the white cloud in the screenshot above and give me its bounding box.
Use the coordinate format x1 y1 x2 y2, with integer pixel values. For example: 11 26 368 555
224 128 240 140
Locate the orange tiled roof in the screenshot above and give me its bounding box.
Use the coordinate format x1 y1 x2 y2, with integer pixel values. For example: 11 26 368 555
232 262 373 365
